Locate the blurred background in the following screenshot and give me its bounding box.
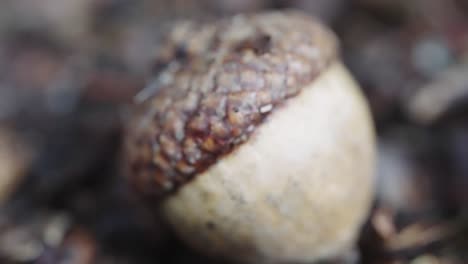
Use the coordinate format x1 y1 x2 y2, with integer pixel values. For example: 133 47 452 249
0 0 468 263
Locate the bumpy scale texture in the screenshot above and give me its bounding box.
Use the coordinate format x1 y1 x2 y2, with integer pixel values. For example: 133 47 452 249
126 11 338 197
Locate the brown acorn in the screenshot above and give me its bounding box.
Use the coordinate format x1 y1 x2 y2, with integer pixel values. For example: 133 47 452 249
125 11 376 263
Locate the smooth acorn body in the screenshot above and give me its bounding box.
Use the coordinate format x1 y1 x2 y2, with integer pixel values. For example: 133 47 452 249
126 12 375 263
163 62 374 263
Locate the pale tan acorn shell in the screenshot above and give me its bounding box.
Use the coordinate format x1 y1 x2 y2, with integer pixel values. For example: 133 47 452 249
162 62 376 263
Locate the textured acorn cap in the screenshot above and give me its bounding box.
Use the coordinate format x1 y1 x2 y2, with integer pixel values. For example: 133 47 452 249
125 11 375 263
126 11 338 197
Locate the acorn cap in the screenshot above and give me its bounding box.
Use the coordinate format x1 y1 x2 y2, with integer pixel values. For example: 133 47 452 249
126 11 338 197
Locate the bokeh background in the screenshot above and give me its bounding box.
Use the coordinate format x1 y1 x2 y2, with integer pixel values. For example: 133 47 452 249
1 0 468 263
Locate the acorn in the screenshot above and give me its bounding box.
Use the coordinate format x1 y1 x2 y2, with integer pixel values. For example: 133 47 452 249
125 11 376 263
